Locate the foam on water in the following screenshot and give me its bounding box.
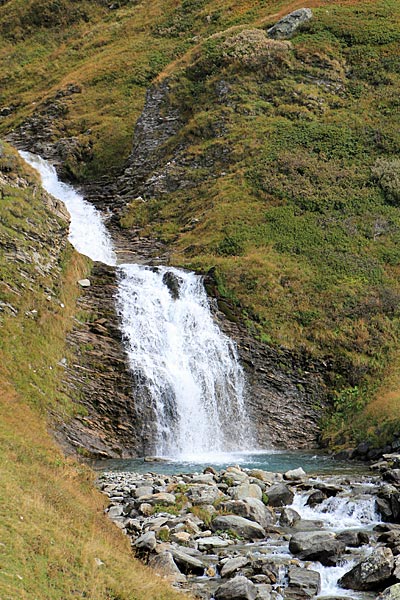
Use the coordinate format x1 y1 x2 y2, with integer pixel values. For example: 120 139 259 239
292 492 381 530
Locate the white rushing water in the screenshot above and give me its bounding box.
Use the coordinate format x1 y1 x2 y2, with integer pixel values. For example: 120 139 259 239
291 491 381 530
21 151 253 459
20 151 116 266
117 264 253 458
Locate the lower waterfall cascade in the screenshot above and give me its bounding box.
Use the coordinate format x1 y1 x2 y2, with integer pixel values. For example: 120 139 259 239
20 151 254 459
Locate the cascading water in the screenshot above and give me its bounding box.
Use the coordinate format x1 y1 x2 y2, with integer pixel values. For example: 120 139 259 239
20 151 253 459
117 264 252 458
291 489 381 530
20 151 116 266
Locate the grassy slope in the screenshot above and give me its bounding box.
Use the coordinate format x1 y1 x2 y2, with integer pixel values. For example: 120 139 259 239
0 144 185 599
0 1 399 443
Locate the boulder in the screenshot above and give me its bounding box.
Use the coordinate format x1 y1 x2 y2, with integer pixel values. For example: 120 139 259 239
187 484 223 505
148 551 186 583
280 507 301 527
222 498 275 529
289 532 345 566
170 548 205 575
267 8 313 40
196 536 233 551
379 583 400 599
140 492 176 506
265 483 294 507
78 278 91 287
133 531 157 552
285 566 321 599
221 556 250 578
162 271 183 300
284 468 306 481
214 575 257 600
339 547 394 591
337 530 369 548
212 515 266 540
231 482 263 501
306 490 327 507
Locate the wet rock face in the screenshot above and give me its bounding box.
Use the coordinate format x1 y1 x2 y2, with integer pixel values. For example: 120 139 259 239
162 270 183 300
59 262 158 459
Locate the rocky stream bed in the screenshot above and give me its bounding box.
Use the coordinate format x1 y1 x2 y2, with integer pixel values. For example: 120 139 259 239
98 455 400 600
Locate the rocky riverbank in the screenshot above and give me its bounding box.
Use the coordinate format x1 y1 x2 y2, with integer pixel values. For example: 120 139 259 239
99 456 400 600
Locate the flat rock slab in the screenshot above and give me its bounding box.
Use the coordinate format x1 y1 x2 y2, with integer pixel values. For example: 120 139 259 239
212 515 266 540
289 531 345 566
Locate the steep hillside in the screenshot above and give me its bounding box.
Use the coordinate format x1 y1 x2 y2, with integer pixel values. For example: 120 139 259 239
1 0 400 447
0 143 184 599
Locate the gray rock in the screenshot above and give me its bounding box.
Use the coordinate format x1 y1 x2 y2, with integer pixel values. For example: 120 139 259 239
379 583 400 599
214 575 257 600
231 483 263 501
107 505 123 519
221 556 250 578
197 536 232 550
212 515 266 540
306 490 327 507
187 484 223 505
265 483 294 507
339 547 394 591
284 468 306 481
133 486 153 498
140 492 176 505
285 566 321 599
222 498 275 529
148 551 186 583
289 532 345 566
78 278 91 287
267 8 313 40
162 271 183 300
280 507 301 527
171 548 205 575
337 530 369 548
254 584 272 599
133 531 157 552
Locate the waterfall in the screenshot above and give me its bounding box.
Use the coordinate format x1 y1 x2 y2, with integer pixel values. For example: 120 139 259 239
116 264 252 458
20 151 116 266
20 151 253 459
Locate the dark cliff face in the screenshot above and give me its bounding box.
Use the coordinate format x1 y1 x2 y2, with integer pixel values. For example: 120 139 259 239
60 263 157 458
59 262 328 459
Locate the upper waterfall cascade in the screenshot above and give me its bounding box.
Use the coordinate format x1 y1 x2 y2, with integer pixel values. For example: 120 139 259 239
20 151 254 458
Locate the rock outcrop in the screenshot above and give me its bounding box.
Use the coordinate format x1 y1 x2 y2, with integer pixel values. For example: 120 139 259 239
59 262 157 458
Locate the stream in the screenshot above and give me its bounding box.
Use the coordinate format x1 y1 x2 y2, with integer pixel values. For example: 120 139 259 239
20 151 400 600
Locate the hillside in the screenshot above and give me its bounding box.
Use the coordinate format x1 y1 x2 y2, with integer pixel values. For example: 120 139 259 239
1 0 400 457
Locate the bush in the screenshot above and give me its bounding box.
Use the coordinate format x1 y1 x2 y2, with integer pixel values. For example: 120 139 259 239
372 158 400 205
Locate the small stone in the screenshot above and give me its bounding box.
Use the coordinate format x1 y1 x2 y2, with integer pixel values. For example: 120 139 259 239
78 278 91 287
